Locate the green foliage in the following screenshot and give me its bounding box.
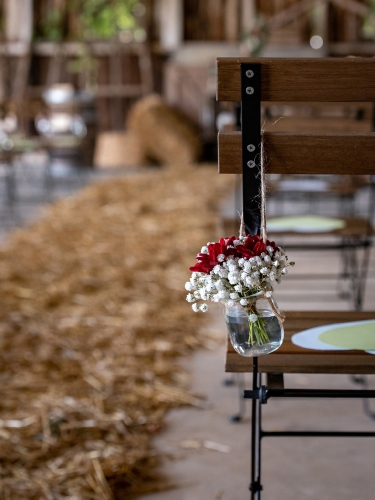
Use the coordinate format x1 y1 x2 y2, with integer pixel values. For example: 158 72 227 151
36 0 143 42
38 8 65 41
363 0 375 39
79 0 139 39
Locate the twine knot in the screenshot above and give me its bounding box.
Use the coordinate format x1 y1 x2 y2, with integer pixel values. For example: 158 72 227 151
245 291 285 323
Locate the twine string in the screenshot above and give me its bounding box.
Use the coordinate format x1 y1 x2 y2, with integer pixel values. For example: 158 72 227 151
239 213 245 238
257 130 285 321
245 292 285 323
240 132 284 323
260 137 267 244
240 133 267 243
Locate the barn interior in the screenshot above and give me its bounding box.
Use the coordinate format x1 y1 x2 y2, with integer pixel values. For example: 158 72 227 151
0 1 375 499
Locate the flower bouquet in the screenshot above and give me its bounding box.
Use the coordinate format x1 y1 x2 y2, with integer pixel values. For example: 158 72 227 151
186 234 294 357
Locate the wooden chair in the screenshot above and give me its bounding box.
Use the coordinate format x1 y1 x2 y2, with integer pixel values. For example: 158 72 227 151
219 61 374 310
216 57 375 499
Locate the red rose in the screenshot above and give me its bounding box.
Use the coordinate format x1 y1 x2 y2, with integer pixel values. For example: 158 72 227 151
236 235 279 258
189 236 241 274
190 235 280 274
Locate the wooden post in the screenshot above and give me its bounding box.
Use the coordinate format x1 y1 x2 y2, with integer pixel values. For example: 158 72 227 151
312 0 329 43
4 0 33 42
157 0 184 51
241 0 257 35
225 0 240 42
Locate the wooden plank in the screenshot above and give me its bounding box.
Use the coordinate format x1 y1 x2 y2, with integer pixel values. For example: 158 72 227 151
329 42 375 57
224 0 239 42
217 58 375 102
218 131 375 175
330 0 367 17
225 311 375 374
266 0 314 32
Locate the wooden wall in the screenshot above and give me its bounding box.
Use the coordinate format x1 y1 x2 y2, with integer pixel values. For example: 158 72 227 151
182 0 370 44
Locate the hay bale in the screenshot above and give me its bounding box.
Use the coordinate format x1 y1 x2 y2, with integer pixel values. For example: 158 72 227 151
127 94 201 166
94 131 146 168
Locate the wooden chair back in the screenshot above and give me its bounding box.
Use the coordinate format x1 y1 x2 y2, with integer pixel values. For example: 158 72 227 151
217 58 375 177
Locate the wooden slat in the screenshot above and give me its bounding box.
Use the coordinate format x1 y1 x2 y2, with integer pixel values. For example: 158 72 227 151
217 58 375 102
218 131 375 175
225 311 375 374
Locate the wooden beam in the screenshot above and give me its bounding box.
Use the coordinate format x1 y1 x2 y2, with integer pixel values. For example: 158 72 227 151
218 131 375 175
217 58 375 102
330 0 368 17
266 0 314 32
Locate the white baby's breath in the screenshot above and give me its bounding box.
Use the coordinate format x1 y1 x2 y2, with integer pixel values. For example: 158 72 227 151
186 238 294 312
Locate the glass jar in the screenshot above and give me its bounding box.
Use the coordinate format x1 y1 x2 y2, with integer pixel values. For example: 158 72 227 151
224 294 284 357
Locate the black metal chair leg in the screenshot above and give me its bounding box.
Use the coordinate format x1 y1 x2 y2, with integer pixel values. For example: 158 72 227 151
230 373 246 422
350 375 375 420
250 358 263 499
354 241 371 311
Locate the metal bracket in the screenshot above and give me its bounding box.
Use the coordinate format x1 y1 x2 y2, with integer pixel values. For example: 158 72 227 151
249 481 263 493
241 63 261 236
243 386 268 404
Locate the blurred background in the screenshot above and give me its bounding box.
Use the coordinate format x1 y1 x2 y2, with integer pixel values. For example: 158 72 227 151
0 0 374 232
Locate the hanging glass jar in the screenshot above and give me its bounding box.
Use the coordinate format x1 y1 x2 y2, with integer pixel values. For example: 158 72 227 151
224 292 284 357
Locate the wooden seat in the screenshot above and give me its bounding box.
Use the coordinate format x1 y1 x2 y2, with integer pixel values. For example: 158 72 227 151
216 57 375 499
226 311 375 375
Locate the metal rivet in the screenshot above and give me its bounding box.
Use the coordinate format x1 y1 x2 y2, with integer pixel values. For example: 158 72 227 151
247 160 256 168
247 144 255 152
246 69 254 78
246 87 254 95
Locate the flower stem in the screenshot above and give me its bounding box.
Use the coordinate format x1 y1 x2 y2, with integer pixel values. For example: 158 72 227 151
248 310 270 346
